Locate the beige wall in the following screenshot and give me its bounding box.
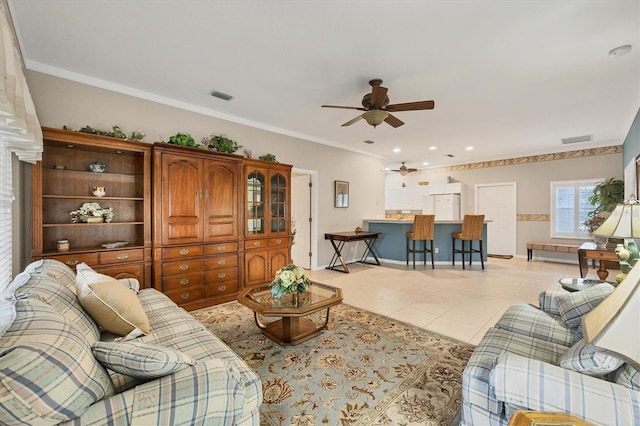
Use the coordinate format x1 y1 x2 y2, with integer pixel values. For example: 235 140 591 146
20 70 623 272
22 71 386 269
386 151 623 259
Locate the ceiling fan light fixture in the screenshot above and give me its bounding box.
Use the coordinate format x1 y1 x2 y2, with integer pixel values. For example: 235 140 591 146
363 110 389 127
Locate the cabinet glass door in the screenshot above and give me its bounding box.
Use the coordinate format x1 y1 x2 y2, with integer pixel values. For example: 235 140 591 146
247 170 265 235
270 172 287 233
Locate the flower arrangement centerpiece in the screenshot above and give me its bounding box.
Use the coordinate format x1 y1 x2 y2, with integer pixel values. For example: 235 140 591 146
70 202 113 223
269 264 310 299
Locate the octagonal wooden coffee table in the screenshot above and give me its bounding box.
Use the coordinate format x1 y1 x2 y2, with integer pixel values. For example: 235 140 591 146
238 281 343 345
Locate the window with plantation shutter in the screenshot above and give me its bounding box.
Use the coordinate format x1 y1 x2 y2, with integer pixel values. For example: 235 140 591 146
1 1 43 287
0 144 13 288
550 179 600 239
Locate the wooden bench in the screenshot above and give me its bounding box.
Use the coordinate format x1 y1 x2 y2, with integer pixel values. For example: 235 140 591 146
526 241 581 261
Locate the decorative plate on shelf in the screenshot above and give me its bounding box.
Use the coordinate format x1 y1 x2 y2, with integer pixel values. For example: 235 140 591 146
101 241 129 249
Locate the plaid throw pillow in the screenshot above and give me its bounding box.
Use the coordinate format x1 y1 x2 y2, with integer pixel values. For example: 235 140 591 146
92 341 197 379
559 339 624 376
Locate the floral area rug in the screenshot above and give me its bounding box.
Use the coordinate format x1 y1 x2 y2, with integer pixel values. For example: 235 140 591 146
191 302 474 426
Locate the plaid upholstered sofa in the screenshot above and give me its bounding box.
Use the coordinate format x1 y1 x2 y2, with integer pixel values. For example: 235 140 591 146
461 283 640 425
0 259 262 425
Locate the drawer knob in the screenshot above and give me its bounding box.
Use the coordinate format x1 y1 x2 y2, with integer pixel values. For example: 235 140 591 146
217 246 226 251
116 253 128 260
180 278 190 286
179 248 189 256
179 264 189 271
275 239 282 244
180 292 189 300
217 259 226 265
254 241 261 247
218 272 226 279
66 259 79 266
218 285 226 292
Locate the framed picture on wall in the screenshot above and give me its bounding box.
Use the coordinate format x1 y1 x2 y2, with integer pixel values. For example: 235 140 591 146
335 180 349 208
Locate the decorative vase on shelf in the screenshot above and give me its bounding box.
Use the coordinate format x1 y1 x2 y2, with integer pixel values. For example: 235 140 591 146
292 292 299 308
86 216 103 223
93 186 106 197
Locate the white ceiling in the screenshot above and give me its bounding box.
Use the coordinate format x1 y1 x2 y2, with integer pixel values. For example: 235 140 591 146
8 0 640 170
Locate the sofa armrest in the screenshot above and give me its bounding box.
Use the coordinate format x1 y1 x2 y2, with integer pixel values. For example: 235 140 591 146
538 290 564 315
67 358 258 426
491 352 640 426
129 358 254 425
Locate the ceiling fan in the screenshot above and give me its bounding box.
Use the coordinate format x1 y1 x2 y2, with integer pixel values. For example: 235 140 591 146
391 162 418 176
321 78 435 128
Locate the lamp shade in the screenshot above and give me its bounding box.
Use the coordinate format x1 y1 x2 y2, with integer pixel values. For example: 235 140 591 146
592 201 640 238
582 259 640 369
362 110 389 127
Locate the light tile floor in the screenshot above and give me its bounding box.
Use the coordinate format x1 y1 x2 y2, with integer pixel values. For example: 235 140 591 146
306 257 598 345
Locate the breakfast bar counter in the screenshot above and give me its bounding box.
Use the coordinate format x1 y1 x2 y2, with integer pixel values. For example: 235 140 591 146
363 219 488 264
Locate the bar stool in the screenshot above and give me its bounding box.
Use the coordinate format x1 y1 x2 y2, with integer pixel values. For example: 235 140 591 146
406 214 435 269
452 214 485 269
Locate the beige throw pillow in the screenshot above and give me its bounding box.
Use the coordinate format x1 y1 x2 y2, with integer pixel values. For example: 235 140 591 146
76 263 151 338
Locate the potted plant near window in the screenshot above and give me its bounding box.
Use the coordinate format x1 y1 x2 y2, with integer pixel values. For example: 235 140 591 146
584 177 624 246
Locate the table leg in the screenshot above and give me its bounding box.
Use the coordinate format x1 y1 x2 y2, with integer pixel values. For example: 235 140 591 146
596 260 609 280
578 249 588 278
360 238 381 266
326 238 350 273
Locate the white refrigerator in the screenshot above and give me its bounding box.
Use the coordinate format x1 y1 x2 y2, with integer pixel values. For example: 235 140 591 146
431 194 460 220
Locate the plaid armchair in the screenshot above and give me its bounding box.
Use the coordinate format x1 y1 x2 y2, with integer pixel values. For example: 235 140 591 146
461 287 640 425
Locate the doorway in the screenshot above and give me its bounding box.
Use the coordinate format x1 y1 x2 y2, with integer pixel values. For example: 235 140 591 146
291 169 318 270
476 182 517 256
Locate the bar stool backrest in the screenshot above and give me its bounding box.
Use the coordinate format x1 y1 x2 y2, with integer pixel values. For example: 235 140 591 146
411 214 435 240
460 214 485 240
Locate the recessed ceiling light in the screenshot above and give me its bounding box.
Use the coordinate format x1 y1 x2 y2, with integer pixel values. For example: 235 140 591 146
210 90 233 101
465 146 474 151
364 140 375 144
393 148 401 153
609 45 632 57
428 146 437 150
422 161 429 166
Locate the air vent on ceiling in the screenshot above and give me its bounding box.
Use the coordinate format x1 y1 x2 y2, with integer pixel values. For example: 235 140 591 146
210 90 233 101
445 154 455 157
364 140 375 144
562 134 593 144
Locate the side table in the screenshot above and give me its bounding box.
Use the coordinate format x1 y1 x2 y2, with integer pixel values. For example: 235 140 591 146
577 242 618 280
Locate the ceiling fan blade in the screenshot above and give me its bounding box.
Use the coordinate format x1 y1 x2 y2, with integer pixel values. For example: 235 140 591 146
321 105 367 111
370 85 388 109
384 113 405 128
341 115 364 127
386 100 435 112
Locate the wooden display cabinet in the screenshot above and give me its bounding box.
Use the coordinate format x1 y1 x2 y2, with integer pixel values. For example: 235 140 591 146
243 159 292 286
152 143 242 310
31 127 152 287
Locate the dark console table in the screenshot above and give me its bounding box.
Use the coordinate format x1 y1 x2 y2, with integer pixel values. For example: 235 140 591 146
324 231 381 273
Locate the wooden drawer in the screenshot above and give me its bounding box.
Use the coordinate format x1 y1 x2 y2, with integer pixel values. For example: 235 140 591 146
268 237 289 247
204 280 238 297
204 255 238 270
94 263 145 282
246 239 267 249
204 267 238 284
162 272 203 291
162 246 203 260
165 287 204 305
204 242 238 255
162 259 203 276
99 249 144 265
49 253 99 269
